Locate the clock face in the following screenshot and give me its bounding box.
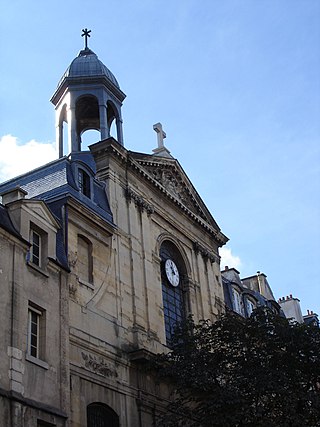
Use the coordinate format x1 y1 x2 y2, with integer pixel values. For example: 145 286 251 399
165 259 180 287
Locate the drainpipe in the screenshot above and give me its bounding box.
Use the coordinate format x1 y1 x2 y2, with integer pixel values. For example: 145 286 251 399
10 243 16 427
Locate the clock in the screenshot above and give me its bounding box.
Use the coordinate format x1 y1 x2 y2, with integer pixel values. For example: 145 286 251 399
165 259 180 287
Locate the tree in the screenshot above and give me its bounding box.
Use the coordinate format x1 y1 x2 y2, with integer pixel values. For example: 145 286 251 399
154 308 320 427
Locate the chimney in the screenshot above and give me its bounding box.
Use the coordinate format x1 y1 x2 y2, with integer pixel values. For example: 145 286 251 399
1 187 28 205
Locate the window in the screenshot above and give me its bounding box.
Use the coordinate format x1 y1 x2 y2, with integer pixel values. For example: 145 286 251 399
31 229 41 266
29 225 47 270
246 299 255 317
87 403 119 427
78 235 93 285
160 241 187 346
27 304 46 361
162 283 184 344
78 169 91 198
232 288 242 315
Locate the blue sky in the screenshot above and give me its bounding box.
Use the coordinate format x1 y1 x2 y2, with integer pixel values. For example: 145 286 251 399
1 0 319 315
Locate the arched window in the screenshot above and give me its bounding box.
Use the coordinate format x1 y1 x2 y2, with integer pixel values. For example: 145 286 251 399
78 235 93 285
87 403 119 427
160 241 187 346
107 101 117 138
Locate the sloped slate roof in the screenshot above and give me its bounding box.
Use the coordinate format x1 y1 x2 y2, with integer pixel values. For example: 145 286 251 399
0 204 26 242
0 154 113 225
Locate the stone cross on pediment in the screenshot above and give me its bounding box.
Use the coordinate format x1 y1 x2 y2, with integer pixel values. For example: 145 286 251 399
153 122 166 149
152 122 172 158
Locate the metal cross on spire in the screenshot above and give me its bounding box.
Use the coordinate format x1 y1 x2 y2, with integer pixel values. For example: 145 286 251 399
81 28 91 49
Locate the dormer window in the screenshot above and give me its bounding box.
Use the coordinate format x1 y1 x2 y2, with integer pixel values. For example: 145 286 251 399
78 169 91 198
246 299 255 317
232 288 243 315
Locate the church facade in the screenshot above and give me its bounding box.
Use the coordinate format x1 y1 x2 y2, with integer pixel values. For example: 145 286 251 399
0 34 228 426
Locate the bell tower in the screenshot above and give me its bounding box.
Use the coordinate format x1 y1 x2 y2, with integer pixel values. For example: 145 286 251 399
51 29 126 157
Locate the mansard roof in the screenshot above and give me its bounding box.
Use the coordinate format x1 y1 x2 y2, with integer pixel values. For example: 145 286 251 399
0 153 114 226
221 273 283 316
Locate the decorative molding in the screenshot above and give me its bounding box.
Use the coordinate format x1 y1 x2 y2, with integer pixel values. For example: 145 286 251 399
132 160 228 245
124 187 154 216
81 352 117 378
193 241 216 264
142 164 204 217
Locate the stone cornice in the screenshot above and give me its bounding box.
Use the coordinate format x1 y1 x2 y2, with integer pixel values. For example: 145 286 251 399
193 241 216 264
124 187 154 216
51 75 126 105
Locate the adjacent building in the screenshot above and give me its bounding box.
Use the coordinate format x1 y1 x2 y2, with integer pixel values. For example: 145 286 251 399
221 266 282 317
278 295 319 327
221 266 318 328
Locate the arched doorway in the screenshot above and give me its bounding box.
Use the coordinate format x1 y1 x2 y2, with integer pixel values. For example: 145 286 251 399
87 402 119 427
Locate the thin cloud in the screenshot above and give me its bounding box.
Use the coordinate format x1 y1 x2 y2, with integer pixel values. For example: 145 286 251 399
220 247 242 270
0 135 57 182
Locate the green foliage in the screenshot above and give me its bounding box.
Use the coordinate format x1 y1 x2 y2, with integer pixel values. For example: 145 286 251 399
154 308 320 427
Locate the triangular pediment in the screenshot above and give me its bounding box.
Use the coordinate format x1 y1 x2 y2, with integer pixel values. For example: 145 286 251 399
129 152 223 234
22 200 60 230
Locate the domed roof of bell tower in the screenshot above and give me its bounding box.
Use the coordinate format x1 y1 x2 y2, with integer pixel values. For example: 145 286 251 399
58 47 120 89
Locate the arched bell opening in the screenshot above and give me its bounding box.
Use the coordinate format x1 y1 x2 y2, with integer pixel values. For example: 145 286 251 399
80 129 101 150
107 100 124 144
76 95 100 149
107 101 118 140
57 104 69 158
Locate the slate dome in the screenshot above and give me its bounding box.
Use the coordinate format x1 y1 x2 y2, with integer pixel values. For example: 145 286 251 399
59 48 120 89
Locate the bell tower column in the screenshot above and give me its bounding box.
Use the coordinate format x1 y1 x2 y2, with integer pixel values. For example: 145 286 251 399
68 106 79 152
116 116 124 146
99 104 109 140
56 122 63 158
